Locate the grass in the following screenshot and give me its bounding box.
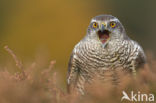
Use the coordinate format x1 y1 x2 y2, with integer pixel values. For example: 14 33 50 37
0 46 155 103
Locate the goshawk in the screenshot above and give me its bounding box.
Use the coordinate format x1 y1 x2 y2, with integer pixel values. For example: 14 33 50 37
67 15 146 94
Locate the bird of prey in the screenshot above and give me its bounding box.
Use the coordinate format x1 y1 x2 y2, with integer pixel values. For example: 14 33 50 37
67 15 146 94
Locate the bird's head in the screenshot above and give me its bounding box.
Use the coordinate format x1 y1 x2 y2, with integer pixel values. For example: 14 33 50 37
87 15 127 46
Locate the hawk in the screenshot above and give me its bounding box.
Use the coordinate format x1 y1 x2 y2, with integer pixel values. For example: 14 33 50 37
67 15 146 94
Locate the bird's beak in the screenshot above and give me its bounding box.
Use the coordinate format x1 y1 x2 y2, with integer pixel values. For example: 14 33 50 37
100 23 106 32
97 23 110 46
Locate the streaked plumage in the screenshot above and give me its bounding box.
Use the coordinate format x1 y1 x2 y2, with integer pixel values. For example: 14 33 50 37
67 15 146 94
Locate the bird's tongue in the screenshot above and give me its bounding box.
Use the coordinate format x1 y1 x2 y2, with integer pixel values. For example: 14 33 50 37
99 34 109 43
98 30 110 44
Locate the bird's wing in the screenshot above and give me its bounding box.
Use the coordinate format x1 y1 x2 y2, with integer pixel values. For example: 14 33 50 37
138 45 146 64
134 41 146 66
67 52 80 93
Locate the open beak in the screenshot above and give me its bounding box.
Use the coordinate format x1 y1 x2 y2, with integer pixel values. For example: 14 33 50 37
97 23 110 44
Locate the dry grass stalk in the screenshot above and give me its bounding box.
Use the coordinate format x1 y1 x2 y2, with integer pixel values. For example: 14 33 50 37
4 45 27 80
0 46 155 103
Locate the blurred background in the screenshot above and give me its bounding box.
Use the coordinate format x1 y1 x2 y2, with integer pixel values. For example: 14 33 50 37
0 0 156 89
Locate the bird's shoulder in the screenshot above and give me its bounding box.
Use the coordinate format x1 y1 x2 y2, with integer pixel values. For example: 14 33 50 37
72 38 91 53
128 39 144 52
126 39 146 63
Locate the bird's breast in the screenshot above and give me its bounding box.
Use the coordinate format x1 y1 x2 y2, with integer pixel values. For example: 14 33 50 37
74 40 130 70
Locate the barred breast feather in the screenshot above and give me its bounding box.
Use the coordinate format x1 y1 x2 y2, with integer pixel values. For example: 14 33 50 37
67 38 145 94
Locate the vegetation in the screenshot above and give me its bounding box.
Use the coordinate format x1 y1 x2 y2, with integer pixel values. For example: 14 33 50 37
0 46 155 103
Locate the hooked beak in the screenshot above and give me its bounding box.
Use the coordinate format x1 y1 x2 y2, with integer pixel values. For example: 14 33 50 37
97 23 110 44
100 23 106 32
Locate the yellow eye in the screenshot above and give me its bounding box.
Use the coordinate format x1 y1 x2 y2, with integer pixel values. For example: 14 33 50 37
110 22 116 28
92 22 98 28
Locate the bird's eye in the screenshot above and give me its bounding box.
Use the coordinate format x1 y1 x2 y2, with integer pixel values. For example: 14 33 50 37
92 22 98 28
110 22 116 28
